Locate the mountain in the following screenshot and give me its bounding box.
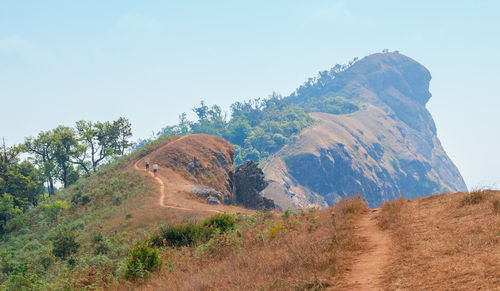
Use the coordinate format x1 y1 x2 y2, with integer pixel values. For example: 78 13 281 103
262 52 467 208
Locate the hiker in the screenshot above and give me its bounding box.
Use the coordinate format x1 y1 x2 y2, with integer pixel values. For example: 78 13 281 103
145 158 150 170
153 164 158 175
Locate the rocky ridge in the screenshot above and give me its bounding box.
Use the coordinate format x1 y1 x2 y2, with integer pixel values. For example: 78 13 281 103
262 52 467 209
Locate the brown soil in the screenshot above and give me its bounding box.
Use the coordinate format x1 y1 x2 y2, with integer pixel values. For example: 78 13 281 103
341 208 391 290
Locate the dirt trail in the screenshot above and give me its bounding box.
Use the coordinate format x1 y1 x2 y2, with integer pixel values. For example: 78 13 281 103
133 159 196 212
343 208 390 290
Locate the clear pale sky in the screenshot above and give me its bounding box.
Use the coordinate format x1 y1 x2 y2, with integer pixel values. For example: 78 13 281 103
1 1 499 189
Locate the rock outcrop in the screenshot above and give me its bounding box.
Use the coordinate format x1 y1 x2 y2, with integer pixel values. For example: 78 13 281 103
232 161 275 210
262 52 467 209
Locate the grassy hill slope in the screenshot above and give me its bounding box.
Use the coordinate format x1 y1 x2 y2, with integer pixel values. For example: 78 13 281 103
0 135 246 289
379 190 500 289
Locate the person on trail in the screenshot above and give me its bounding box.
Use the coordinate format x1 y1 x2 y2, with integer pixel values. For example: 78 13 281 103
153 164 158 175
145 158 150 170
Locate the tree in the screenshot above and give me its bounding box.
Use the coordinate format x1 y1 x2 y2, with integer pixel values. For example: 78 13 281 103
1 141 44 206
190 102 228 136
52 126 80 188
52 230 80 259
73 117 132 174
0 194 22 234
24 132 57 195
110 117 132 156
177 113 191 135
193 100 209 121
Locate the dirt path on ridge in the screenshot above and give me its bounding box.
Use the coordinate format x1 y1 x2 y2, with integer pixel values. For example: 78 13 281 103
133 159 199 212
342 208 391 290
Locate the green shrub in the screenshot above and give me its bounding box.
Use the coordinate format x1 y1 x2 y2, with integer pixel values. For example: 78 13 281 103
7 262 41 291
52 230 80 259
151 222 205 247
202 214 235 233
125 240 162 280
71 191 91 205
43 200 68 221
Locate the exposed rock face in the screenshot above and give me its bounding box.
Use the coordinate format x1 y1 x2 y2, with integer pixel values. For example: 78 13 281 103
262 52 467 209
233 161 275 210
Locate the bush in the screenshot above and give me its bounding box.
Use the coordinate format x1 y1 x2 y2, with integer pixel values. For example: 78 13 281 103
7 262 41 291
151 222 205 248
43 200 68 221
460 191 484 206
202 214 235 233
52 230 80 259
125 240 162 280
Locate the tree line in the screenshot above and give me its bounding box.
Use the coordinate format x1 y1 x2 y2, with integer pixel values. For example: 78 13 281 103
0 117 132 234
157 94 316 164
156 90 360 165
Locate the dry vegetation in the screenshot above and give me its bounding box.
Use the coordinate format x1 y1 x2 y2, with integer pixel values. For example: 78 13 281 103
379 190 500 290
112 196 368 290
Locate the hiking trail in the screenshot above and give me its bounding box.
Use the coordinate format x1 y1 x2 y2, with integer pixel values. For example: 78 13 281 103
343 208 391 290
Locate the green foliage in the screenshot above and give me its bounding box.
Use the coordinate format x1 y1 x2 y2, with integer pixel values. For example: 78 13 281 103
43 200 68 221
7 262 41 291
23 117 132 195
150 214 236 248
300 95 360 115
52 230 80 259
202 214 235 233
73 117 132 174
125 240 162 280
157 95 316 165
0 194 22 235
154 68 362 165
151 222 205 248
0 150 153 288
0 142 44 216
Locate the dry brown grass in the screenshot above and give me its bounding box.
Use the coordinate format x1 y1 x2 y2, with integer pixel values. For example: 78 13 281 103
148 134 235 194
380 190 500 290
110 196 367 290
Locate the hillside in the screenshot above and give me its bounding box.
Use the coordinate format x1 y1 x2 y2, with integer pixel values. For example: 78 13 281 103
262 52 467 209
1 130 496 290
379 190 500 290
0 135 254 289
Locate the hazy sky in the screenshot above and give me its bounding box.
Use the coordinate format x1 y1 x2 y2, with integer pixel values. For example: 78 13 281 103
1 0 499 189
